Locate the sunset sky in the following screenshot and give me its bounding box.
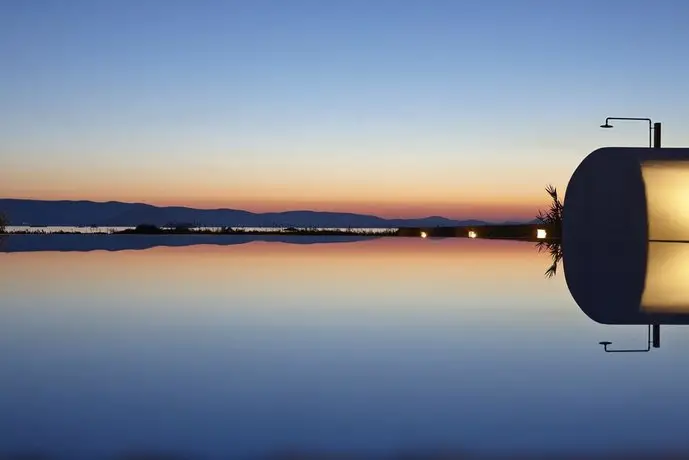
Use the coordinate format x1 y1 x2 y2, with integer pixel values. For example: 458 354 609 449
2 0 689 221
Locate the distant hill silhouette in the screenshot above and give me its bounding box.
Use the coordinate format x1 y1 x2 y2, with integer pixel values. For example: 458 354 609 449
0 199 537 227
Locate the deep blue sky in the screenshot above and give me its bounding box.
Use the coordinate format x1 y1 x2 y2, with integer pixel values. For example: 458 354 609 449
2 0 689 219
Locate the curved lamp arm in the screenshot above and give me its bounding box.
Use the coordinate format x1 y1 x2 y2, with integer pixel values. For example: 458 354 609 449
599 325 654 353
600 117 653 147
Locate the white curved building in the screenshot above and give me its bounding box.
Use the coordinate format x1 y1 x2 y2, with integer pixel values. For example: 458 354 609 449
563 147 689 325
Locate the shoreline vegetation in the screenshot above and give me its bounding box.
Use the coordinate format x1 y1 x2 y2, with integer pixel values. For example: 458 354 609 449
2 222 556 241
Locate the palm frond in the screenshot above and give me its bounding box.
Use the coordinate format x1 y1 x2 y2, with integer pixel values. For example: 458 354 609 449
545 262 558 278
545 184 558 200
536 238 562 278
535 184 563 239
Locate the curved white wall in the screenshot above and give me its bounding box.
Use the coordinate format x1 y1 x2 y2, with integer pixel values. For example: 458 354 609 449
562 147 689 324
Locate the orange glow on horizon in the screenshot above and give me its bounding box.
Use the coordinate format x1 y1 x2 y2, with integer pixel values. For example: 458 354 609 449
0 192 542 221
1 164 551 221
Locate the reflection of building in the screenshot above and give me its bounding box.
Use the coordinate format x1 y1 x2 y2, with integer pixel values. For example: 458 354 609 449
535 240 561 278
599 324 658 353
641 242 689 313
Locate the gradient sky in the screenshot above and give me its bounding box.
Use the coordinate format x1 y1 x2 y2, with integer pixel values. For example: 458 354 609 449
2 0 689 220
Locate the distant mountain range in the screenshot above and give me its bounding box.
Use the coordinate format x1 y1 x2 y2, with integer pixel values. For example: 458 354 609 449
0 199 538 228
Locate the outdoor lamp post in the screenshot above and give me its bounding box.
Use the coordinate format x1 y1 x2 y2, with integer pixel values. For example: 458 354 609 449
600 117 662 148
598 117 663 348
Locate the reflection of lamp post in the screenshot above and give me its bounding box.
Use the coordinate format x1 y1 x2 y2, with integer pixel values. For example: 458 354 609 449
600 117 661 148
599 324 659 353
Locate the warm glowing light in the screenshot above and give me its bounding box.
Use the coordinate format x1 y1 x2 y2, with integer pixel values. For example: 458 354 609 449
641 242 689 313
641 161 689 241
536 229 547 239
468 231 477 239
420 231 427 238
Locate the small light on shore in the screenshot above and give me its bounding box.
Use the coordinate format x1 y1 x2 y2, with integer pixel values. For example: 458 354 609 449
537 229 547 239
468 231 477 239
420 231 427 238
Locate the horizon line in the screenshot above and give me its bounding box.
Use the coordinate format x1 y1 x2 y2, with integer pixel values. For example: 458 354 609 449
0 197 536 224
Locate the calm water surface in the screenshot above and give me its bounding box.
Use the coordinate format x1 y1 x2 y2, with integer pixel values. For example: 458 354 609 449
1 237 688 458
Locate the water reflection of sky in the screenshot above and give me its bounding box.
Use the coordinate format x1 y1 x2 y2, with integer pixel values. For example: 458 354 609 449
1 238 689 459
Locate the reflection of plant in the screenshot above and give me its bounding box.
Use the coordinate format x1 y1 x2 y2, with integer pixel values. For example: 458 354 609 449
536 184 563 238
536 239 562 278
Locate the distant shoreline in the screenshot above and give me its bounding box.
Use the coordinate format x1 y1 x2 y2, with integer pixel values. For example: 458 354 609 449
2 223 556 241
